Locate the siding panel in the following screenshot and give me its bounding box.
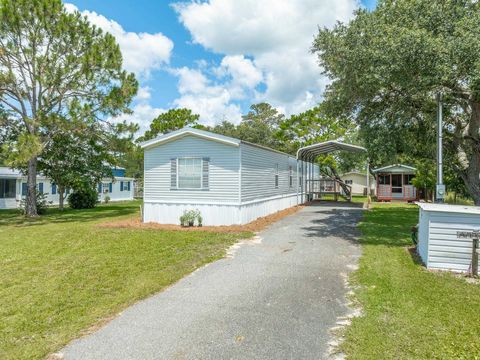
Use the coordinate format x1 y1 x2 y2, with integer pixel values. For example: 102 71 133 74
144 136 240 203
427 213 480 272
240 143 297 203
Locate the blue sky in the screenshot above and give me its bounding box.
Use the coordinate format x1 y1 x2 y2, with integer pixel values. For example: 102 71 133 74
65 0 376 134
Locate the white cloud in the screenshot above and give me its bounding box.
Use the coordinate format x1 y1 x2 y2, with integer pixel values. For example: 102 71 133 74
174 0 359 115
65 3 173 77
112 102 166 135
171 67 243 126
136 86 152 101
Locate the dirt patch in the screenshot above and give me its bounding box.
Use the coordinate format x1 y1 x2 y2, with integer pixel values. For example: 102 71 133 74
98 205 305 233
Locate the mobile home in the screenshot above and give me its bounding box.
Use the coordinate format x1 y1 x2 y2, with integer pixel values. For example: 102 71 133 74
0 166 134 209
141 127 318 226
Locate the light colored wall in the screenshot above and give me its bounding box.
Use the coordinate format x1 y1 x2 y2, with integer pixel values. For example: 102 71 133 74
97 178 135 203
417 207 429 266
240 143 297 203
418 208 480 272
427 211 480 272
341 173 375 195
144 135 240 204
0 177 134 209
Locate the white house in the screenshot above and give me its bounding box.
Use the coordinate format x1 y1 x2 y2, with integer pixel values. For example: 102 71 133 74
141 127 318 226
0 166 134 209
340 171 376 196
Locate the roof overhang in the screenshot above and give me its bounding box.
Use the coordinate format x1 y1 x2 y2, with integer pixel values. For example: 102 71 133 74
372 164 416 173
296 140 366 161
140 127 240 150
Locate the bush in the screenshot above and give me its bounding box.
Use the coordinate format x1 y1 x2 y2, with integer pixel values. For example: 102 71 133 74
19 191 48 215
180 209 201 227
68 187 98 209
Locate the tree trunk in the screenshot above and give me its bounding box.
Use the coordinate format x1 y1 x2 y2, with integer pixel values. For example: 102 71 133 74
454 101 480 205
25 157 38 217
58 185 65 210
464 163 480 205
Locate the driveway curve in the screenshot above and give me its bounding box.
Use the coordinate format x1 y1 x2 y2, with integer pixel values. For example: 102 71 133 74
63 202 363 360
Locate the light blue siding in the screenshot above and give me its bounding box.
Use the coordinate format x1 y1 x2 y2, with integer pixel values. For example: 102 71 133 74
240 143 297 203
144 135 240 203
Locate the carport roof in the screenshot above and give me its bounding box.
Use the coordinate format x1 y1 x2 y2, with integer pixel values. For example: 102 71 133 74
296 140 366 160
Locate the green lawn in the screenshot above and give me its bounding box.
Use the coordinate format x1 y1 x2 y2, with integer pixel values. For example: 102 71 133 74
343 203 480 359
0 201 251 359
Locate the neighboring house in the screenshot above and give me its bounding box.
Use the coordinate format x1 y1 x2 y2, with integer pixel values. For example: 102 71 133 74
340 171 376 196
372 164 417 202
140 127 318 226
0 166 134 209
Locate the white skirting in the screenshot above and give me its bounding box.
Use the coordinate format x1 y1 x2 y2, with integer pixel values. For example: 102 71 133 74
143 194 300 226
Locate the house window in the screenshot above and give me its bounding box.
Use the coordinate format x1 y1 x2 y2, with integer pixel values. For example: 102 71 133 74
289 166 293 188
102 183 111 193
404 174 415 185
0 179 16 198
345 179 353 185
378 175 390 185
275 164 279 188
121 181 130 191
178 158 202 189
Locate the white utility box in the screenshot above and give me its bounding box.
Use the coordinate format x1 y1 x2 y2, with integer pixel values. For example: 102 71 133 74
417 203 480 272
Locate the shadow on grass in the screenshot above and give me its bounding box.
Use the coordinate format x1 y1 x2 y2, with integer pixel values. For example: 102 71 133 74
300 201 364 244
0 201 140 227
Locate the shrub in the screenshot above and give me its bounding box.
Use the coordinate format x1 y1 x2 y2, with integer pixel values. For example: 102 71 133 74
180 209 201 227
19 191 48 215
68 187 98 209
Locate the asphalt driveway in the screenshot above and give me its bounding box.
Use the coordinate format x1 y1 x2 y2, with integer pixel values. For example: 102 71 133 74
63 202 363 360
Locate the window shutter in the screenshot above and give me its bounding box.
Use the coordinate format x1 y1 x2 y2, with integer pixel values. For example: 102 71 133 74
98 183 102 193
38 182 44 194
120 181 124 192
202 157 210 189
170 158 177 189
22 183 27 196
109 183 113 193
52 183 57 195
127 181 131 191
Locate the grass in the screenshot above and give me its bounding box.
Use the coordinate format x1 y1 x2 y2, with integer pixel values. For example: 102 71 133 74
0 201 251 359
444 192 474 206
343 202 480 359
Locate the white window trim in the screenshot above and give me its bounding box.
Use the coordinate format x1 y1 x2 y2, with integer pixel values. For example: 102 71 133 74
102 182 110 193
177 157 203 190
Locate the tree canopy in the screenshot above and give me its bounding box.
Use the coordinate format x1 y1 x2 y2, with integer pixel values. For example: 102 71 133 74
0 0 138 215
139 108 200 142
313 0 480 204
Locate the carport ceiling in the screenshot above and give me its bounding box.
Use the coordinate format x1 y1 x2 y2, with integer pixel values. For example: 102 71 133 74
297 140 366 160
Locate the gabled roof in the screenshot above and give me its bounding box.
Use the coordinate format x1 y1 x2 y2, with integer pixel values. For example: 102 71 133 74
372 164 416 173
297 140 366 160
140 127 241 149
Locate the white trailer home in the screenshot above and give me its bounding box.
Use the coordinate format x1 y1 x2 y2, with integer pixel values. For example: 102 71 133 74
141 127 318 226
0 166 134 210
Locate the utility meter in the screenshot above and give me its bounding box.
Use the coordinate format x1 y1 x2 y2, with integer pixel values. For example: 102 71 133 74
436 184 446 201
